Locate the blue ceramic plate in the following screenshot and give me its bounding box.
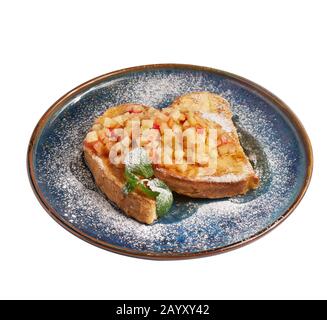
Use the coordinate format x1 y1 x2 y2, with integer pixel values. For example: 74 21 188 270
28 64 312 259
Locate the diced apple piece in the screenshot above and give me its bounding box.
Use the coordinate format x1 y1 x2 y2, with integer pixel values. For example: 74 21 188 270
196 127 204 134
103 117 117 128
187 112 197 126
85 131 98 143
125 120 133 130
125 126 133 137
183 127 196 143
174 149 184 162
93 141 106 156
113 115 124 126
108 128 124 142
141 129 150 145
170 110 181 121
141 119 154 130
172 124 182 133
119 113 131 124
197 153 209 165
92 124 102 131
98 129 107 142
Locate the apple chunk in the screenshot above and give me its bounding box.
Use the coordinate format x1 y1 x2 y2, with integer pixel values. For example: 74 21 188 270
85 131 98 143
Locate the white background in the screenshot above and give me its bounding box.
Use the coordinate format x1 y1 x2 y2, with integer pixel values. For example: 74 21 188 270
1 0 326 300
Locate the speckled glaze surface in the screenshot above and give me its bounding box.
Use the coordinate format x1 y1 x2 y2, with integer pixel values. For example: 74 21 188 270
27 64 312 259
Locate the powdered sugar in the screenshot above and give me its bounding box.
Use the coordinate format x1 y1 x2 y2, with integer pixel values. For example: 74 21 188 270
201 112 233 132
124 147 150 168
196 172 250 183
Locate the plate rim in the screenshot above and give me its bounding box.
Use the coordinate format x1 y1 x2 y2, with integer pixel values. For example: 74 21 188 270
27 63 313 260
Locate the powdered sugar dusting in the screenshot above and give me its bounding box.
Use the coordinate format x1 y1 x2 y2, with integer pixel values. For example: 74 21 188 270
201 112 233 132
197 172 250 183
33 68 304 254
124 147 149 168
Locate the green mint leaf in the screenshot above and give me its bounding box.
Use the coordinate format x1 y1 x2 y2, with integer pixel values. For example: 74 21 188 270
123 169 139 194
148 179 173 217
124 147 154 178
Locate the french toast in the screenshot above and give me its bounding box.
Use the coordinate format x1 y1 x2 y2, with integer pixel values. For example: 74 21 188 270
83 104 159 224
153 92 259 198
83 93 259 224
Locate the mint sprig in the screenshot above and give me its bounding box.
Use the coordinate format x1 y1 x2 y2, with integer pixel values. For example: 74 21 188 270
123 148 173 218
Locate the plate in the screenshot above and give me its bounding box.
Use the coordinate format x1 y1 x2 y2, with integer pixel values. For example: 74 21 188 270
27 64 313 259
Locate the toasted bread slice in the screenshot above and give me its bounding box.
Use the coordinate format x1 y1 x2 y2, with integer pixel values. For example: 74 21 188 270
153 92 259 198
84 94 259 224
83 104 157 224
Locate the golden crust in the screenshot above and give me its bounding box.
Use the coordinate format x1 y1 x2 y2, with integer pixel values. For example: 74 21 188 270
84 148 157 224
170 91 231 115
154 166 259 198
